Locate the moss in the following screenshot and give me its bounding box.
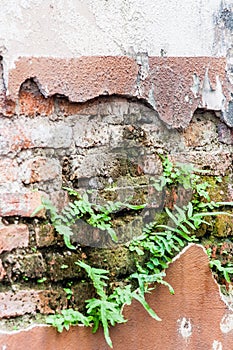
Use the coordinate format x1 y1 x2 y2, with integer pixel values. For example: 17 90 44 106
215 214 233 237
85 245 146 279
202 175 230 203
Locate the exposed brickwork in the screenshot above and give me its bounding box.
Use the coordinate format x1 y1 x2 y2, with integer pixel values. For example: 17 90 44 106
0 289 67 318
19 80 54 117
0 224 29 254
0 246 233 349
0 57 232 342
0 192 43 217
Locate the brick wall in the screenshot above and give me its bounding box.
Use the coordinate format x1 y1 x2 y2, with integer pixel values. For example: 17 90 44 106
0 56 233 348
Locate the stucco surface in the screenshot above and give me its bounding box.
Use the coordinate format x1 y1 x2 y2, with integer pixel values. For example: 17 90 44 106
0 0 232 77
7 56 229 128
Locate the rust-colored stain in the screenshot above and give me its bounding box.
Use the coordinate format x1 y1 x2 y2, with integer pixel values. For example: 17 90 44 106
0 244 232 350
6 56 230 128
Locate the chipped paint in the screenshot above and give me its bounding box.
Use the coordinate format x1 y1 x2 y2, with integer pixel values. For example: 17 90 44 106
201 70 226 110
6 56 229 129
220 313 233 333
178 317 192 339
213 340 223 350
191 73 200 98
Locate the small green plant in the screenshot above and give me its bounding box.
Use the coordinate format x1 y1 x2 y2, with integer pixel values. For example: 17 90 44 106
33 189 145 249
63 287 73 300
60 264 69 269
46 309 92 333
37 277 47 284
42 156 233 348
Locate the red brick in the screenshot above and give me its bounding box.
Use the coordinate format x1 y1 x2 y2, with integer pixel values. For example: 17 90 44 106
0 122 33 155
0 192 43 217
0 289 67 318
0 290 39 318
19 90 54 116
0 224 29 253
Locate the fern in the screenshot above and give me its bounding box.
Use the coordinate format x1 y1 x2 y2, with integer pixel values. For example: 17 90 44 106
40 189 145 247
44 158 233 348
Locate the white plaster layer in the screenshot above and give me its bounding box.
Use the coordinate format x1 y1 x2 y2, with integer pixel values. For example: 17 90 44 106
0 0 228 73
178 317 192 338
220 313 233 333
213 340 223 350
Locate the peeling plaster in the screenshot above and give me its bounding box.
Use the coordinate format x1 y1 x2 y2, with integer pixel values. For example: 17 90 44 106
201 70 226 110
220 313 233 333
178 317 192 339
6 56 230 129
213 340 223 350
191 73 200 98
0 0 228 81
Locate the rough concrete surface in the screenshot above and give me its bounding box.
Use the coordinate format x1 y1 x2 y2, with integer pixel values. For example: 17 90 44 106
0 0 229 69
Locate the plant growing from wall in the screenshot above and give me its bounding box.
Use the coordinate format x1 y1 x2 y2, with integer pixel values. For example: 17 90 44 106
40 156 233 348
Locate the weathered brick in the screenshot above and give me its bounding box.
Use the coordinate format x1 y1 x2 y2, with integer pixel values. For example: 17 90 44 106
4 252 46 279
0 98 16 117
0 159 19 188
37 290 68 314
0 191 43 217
56 97 98 116
0 119 33 156
73 118 110 148
0 117 72 156
35 223 55 247
28 118 72 148
21 157 62 184
139 154 162 175
0 224 29 253
173 151 232 176
0 290 40 318
45 251 83 282
19 90 54 116
70 152 117 180
183 115 218 147
0 289 67 318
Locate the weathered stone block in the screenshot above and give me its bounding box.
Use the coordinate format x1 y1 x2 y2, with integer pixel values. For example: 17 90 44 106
0 224 29 254
73 118 111 148
0 192 43 217
35 224 55 248
21 157 62 185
